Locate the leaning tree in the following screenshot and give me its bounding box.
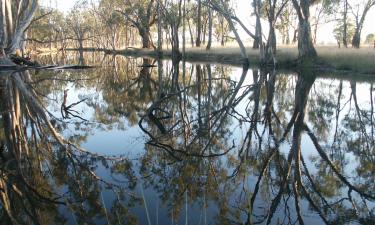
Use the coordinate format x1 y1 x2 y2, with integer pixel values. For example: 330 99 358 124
351 0 375 48
0 0 38 63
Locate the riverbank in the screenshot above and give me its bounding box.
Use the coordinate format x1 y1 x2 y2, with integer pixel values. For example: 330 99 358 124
65 46 375 74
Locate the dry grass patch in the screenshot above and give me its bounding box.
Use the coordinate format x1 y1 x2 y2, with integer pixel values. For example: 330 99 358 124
316 46 375 73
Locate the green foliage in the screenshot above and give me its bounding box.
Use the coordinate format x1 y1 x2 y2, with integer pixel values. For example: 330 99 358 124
29 7 65 42
365 33 375 44
333 19 355 45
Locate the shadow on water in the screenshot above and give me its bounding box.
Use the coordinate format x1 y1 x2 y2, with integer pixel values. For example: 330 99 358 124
0 52 375 224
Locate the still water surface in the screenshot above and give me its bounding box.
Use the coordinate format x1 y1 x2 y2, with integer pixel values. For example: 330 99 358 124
0 53 374 225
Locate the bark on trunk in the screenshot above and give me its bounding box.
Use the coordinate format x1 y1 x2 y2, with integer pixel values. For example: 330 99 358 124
206 4 213 50
292 0 317 61
351 0 374 48
352 32 361 48
297 20 317 59
196 0 202 47
252 0 261 49
140 28 152 49
0 0 38 63
343 0 348 48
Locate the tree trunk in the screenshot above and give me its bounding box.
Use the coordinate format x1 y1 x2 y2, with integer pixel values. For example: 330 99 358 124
220 16 225 46
351 0 374 48
297 20 317 59
206 4 213 50
196 0 202 47
352 32 361 48
342 0 348 48
292 0 317 61
157 0 163 53
252 0 261 49
266 24 276 61
220 1 249 65
140 28 152 49
0 0 38 62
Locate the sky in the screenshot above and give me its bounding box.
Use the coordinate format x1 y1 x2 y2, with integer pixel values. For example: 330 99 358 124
41 0 375 45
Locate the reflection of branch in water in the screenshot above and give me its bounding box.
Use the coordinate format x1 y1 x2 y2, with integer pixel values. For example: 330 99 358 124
60 89 88 121
305 124 375 200
350 81 371 149
0 71 138 224
140 64 249 160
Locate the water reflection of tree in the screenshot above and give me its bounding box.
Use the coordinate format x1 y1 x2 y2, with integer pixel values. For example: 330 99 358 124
139 64 375 224
30 54 375 224
0 71 137 224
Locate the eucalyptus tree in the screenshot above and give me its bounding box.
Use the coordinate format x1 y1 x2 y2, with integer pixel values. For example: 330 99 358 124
0 0 38 62
310 0 338 44
365 33 374 44
66 1 94 51
252 0 262 49
161 0 184 63
350 0 375 48
96 0 126 50
207 0 250 65
275 1 296 45
117 0 157 49
342 0 349 47
196 0 203 47
291 0 318 61
27 7 66 50
263 0 289 63
213 11 230 46
333 18 355 47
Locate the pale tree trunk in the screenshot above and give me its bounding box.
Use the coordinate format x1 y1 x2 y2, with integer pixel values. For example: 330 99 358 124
292 0 317 61
252 0 261 49
351 0 375 48
211 0 249 65
253 0 262 49
196 0 202 47
255 0 265 63
220 16 225 46
157 0 162 53
206 2 213 50
0 0 38 60
343 0 348 48
182 0 186 58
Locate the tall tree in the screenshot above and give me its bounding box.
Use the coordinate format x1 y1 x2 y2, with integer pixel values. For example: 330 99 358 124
206 0 213 50
117 0 156 49
291 0 318 61
350 0 375 48
252 0 262 49
342 0 349 47
196 0 202 47
66 2 93 51
264 0 289 63
0 0 38 61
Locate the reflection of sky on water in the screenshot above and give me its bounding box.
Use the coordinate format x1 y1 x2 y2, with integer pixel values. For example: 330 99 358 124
30 55 375 224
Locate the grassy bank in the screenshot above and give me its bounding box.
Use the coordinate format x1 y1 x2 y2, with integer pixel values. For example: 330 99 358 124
69 45 375 74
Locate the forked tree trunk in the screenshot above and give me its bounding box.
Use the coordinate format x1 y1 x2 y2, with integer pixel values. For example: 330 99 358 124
292 0 317 61
0 0 38 61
